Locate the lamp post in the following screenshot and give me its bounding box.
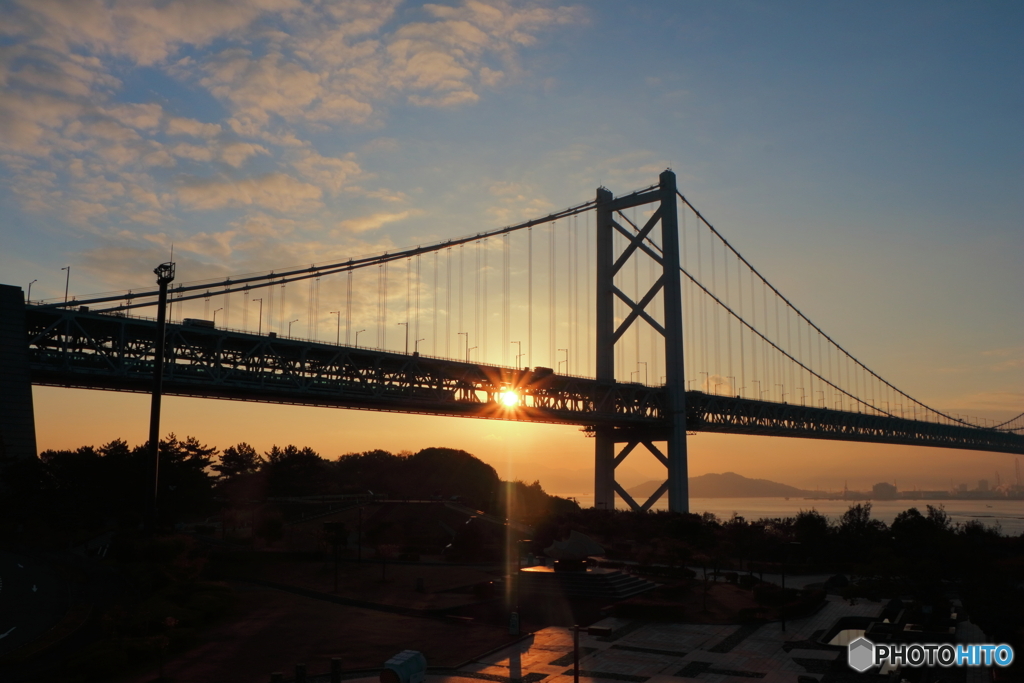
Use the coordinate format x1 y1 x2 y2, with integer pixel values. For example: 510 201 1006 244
415 338 425 354
27 279 37 303
468 346 478 362
558 348 568 374
252 298 263 334
511 340 524 368
398 322 409 353
638 361 648 386
61 266 70 304
330 311 340 344
458 332 468 361
212 307 223 327
776 384 786 402
355 329 366 348
149 261 176 531
288 319 298 337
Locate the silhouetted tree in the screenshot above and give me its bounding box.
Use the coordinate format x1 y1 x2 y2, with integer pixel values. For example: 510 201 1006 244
263 445 327 496
213 442 263 479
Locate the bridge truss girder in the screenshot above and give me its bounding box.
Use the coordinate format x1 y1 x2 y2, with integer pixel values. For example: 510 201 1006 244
686 392 1024 455
25 307 666 427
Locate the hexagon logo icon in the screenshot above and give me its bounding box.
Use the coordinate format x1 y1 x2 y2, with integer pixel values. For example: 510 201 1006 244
848 637 876 672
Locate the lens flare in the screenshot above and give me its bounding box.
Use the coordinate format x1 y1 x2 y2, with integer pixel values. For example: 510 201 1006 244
500 390 520 407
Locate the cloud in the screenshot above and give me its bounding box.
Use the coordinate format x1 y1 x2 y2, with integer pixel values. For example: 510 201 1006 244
0 0 584 296
166 117 222 139
290 149 361 194
336 210 415 234
220 141 269 167
176 172 323 212
199 49 325 126
13 0 300 67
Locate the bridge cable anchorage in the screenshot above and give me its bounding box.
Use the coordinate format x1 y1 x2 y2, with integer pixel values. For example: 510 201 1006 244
46 191 634 312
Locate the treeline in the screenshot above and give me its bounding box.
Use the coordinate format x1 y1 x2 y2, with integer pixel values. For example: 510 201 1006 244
535 504 1024 644
0 437 575 540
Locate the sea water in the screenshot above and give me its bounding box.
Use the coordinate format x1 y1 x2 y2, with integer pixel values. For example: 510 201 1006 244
555 495 1024 536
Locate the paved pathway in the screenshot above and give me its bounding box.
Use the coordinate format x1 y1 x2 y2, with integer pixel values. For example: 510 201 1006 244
315 596 883 683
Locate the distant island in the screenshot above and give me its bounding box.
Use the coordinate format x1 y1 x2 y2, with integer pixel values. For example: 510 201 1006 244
626 472 1024 501
627 472 812 499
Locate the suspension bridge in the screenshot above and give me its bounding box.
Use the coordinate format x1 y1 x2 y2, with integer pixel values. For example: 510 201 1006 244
2 171 1021 512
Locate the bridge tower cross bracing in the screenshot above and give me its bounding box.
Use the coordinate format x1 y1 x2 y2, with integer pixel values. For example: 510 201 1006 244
594 170 690 512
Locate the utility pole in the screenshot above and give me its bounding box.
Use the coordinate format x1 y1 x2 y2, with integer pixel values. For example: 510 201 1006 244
149 261 175 531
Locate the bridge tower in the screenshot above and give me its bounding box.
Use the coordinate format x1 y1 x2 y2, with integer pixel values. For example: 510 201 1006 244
594 170 689 512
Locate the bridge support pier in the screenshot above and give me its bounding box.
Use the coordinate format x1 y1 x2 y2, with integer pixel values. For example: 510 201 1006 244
0 285 37 462
594 171 689 513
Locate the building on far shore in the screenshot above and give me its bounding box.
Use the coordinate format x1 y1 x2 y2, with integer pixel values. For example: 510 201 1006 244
871 482 898 500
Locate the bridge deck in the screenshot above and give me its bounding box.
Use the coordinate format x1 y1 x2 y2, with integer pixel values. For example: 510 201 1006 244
24 306 1024 455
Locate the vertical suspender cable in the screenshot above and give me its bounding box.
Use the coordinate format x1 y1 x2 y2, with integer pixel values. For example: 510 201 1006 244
475 241 481 360
345 270 352 345
550 221 556 368
724 244 732 393
528 228 533 368
504 233 510 366
445 248 451 357
432 251 438 354
483 239 488 361
711 230 719 389
585 212 591 376
415 254 421 347
458 245 464 350
698 219 707 386
738 253 744 396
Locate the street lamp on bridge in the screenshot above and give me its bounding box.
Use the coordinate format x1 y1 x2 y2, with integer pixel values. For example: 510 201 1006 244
27 279 37 303
252 298 263 334
213 308 223 327
397 322 409 353
458 332 468 361
288 319 298 337
355 329 365 348
558 348 568 374
330 310 340 344
415 338 425 354
511 340 524 369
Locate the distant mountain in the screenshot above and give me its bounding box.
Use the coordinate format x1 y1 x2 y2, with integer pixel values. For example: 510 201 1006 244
627 472 813 499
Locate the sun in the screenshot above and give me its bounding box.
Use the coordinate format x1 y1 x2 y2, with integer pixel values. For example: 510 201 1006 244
500 390 520 407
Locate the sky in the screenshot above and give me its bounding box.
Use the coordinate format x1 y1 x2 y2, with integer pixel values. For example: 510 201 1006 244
1 0 1022 498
